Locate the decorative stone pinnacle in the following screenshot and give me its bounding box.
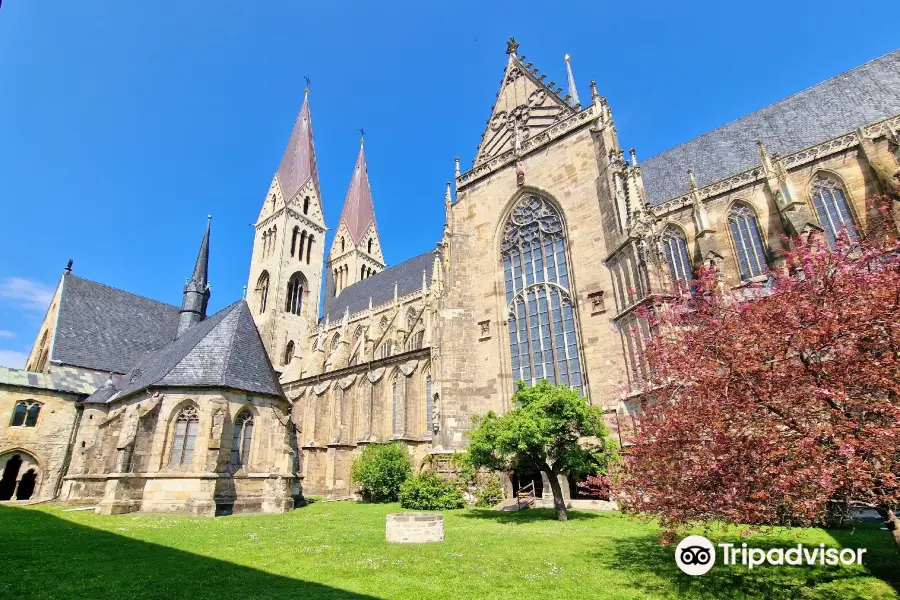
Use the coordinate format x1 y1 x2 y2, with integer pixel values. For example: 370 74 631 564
454 157 460 178
629 148 637 166
505 37 519 56
590 80 599 100
688 169 698 192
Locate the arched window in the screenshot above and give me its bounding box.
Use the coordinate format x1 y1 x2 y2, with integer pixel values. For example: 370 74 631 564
303 196 310 215
230 410 253 469
261 231 268 258
367 239 373 254
810 176 857 246
662 227 693 290
361 265 366 280
169 404 199 466
340 236 345 252
284 272 306 315
406 330 424 351
290 226 299 257
10 400 41 427
298 230 307 261
727 203 768 281
283 341 295 365
255 271 270 314
424 371 433 432
329 333 341 354
502 195 583 391
306 235 314 265
391 375 403 436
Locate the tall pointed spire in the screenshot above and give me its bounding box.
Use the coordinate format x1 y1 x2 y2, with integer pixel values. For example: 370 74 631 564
564 54 580 108
276 90 320 202
176 216 212 339
336 139 377 245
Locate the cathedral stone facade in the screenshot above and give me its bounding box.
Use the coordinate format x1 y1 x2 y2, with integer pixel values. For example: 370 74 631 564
2 40 898 509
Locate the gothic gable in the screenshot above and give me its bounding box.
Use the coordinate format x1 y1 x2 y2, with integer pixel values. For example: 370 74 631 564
474 50 575 167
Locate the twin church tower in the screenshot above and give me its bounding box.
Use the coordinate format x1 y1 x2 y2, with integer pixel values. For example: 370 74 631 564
246 90 386 366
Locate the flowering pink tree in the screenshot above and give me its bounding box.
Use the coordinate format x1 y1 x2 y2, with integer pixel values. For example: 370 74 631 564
619 211 900 544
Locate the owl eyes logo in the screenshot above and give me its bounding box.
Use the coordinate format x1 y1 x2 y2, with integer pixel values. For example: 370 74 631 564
675 535 716 576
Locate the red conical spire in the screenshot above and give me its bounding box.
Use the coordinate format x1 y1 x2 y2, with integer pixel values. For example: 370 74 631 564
337 140 377 244
276 91 320 202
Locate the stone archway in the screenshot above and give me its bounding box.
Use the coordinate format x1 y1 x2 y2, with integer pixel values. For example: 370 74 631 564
0 451 41 501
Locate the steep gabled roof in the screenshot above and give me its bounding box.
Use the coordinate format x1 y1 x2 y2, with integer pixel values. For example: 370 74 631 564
641 49 900 205
336 143 378 245
113 300 283 401
52 274 180 374
321 251 435 323
474 44 576 167
275 92 320 202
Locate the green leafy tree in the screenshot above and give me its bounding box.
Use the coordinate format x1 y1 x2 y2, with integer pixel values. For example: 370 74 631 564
350 442 411 502
466 380 617 521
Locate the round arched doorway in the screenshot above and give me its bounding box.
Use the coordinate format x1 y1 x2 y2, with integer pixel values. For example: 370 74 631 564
0 451 41 501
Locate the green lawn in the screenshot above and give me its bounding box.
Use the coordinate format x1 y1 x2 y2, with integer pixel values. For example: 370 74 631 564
0 502 896 600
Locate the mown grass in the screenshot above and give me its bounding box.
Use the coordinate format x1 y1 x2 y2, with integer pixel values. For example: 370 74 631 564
0 502 896 599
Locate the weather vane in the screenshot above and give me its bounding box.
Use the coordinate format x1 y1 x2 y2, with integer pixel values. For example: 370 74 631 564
304 75 311 87
359 127 365 141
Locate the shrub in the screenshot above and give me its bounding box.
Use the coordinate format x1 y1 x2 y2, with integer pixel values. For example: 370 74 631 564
350 443 411 502
398 472 465 510
474 473 504 507
576 474 611 500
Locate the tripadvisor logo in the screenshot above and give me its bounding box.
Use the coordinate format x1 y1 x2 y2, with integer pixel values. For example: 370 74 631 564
675 535 867 576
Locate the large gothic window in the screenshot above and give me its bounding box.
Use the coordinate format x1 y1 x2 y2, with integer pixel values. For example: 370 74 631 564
810 176 857 246
285 272 306 315
230 410 253 469
662 227 692 290
169 405 199 466
256 271 270 314
727 203 768 281
502 195 583 391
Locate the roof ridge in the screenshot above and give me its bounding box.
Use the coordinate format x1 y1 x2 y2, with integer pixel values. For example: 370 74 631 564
65 273 179 311
642 48 900 164
216 301 245 387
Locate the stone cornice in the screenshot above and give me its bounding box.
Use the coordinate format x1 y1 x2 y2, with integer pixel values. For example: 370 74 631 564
456 103 600 190
650 114 900 218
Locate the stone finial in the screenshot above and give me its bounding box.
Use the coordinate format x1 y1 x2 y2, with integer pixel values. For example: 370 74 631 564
629 148 638 167
505 37 519 56
756 139 774 174
444 182 452 208
64 259 73 274
590 80 599 101
454 157 460 178
688 169 698 193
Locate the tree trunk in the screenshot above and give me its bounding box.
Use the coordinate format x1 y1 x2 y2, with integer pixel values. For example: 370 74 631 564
887 509 900 548
544 470 567 521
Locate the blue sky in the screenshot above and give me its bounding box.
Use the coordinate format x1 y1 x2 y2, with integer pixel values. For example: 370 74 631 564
0 0 895 368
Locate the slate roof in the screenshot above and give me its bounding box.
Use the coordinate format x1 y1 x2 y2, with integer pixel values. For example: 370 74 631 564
52 274 180 374
0 365 114 396
276 93 320 202
321 251 435 323
641 49 900 205
337 144 378 244
110 300 283 401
